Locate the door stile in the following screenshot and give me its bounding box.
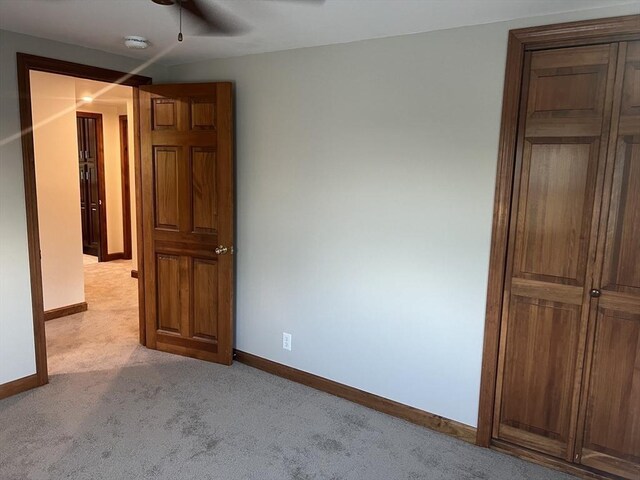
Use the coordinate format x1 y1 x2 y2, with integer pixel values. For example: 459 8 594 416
565 42 621 464
492 51 534 438
214 83 234 364
574 40 640 479
140 87 158 350
573 42 627 465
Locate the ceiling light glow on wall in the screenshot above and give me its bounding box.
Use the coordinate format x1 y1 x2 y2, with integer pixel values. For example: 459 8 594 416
124 36 149 49
81 96 93 103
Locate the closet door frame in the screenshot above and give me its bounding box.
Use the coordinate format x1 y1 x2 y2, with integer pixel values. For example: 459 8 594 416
477 12 640 461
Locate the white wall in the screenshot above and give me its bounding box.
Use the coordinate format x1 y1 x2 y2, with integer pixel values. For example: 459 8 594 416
0 29 166 385
168 4 640 426
31 71 85 312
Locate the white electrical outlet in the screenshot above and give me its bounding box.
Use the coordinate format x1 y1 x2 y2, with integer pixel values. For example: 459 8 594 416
282 332 292 351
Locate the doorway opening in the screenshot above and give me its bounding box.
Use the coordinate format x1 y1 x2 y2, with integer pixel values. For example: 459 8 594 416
16 54 151 387
29 71 142 374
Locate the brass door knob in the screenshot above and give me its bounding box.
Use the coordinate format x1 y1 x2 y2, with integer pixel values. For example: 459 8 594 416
215 245 229 255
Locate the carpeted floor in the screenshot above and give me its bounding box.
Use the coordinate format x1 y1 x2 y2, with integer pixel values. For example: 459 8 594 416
0 260 577 480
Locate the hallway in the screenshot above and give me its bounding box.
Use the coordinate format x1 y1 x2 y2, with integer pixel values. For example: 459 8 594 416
46 259 138 375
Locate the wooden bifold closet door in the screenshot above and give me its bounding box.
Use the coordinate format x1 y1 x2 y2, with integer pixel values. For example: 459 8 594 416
493 41 639 480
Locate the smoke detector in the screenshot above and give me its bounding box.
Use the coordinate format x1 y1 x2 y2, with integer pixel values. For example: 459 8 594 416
124 36 149 49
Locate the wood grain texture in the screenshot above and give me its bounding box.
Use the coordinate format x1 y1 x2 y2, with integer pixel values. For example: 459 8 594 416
77 112 108 261
476 30 526 448
15 53 151 393
0 374 39 401
498 298 582 458
572 41 640 480
43 302 88 321
119 115 132 260
140 83 234 365
492 41 618 463
191 148 217 233
511 14 640 49
515 140 597 283
476 15 640 453
234 350 477 444
491 439 614 480
132 86 147 347
102 252 125 262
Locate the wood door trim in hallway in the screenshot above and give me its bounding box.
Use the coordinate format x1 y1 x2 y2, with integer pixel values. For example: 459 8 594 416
477 13 640 450
76 111 107 261
119 115 132 260
16 53 151 391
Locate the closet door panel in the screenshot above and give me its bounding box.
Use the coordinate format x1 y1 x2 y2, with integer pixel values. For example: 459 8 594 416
580 308 640 479
578 41 640 480
494 43 618 461
499 297 582 458
514 138 599 285
601 136 640 292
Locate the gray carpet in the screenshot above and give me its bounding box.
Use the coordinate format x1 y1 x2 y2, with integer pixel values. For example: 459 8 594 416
0 260 577 480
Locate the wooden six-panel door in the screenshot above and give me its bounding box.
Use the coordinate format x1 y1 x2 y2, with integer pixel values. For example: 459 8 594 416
493 44 619 461
139 83 234 365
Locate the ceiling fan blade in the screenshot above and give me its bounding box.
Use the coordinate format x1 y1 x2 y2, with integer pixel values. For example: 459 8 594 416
179 0 248 36
265 0 325 3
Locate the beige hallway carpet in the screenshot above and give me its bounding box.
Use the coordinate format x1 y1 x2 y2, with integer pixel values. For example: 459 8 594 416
0 260 576 480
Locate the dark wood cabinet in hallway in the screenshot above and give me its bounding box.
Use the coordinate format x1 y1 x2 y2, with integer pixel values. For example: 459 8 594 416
76 112 105 259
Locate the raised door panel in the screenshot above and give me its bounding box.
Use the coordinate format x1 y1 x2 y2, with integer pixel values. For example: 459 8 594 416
192 258 218 340
190 97 216 130
87 163 100 248
515 140 598 285
85 117 97 161
76 116 85 156
580 309 640 479
498 297 581 458
576 41 640 480
141 83 233 365
191 147 217 234
494 43 617 462
152 99 178 130
526 45 613 138
602 137 640 292
620 42 640 118
156 254 181 333
79 166 89 249
154 147 180 231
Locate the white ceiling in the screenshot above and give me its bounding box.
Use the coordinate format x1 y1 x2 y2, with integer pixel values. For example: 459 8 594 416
1 0 638 66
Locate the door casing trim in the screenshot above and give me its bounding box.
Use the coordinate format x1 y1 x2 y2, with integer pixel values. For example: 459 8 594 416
119 114 132 260
15 53 152 390
477 12 640 449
